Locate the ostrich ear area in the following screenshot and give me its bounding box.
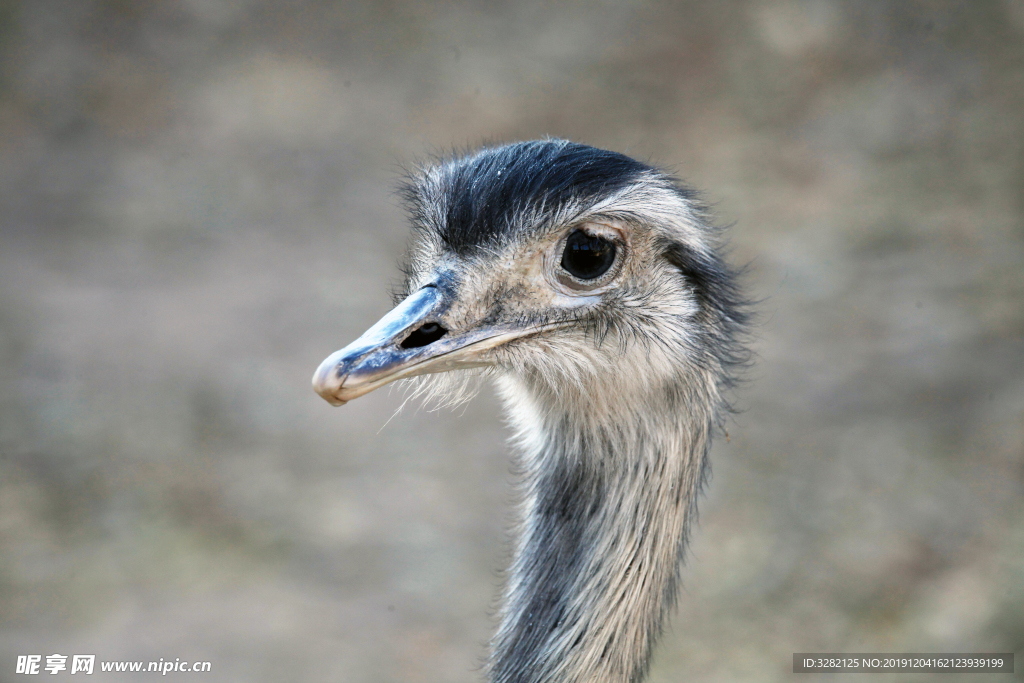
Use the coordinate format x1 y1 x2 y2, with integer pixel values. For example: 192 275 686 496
312 286 558 406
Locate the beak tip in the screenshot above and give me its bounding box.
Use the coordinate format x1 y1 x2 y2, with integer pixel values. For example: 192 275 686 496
312 380 349 407
312 357 349 406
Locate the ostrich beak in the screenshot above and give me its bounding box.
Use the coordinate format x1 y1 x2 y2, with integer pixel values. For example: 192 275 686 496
312 284 517 406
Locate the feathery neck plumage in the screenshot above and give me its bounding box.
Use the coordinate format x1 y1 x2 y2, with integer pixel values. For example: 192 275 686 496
488 371 715 683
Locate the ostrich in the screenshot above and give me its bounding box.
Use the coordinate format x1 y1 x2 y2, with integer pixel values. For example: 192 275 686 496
313 140 747 683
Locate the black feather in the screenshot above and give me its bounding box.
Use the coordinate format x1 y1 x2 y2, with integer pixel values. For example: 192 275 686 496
402 140 654 255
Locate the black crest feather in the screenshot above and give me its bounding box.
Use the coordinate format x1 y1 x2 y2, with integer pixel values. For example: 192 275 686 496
402 140 656 255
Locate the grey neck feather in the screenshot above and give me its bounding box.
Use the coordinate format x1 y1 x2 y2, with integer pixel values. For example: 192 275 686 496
489 374 713 683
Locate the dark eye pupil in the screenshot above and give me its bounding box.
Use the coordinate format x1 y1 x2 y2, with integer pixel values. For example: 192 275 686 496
561 230 616 280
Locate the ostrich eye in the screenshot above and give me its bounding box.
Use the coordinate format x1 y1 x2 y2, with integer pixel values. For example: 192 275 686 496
560 230 617 281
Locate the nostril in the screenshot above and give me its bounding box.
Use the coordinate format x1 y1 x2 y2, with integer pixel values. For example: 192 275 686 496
400 322 448 349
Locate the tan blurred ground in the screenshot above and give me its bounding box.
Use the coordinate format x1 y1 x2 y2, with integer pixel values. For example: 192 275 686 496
1 1 1022 681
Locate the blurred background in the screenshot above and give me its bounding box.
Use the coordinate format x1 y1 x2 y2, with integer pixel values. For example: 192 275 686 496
1 0 1022 681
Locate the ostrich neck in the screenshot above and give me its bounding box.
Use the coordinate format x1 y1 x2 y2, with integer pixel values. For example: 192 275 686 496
489 377 712 683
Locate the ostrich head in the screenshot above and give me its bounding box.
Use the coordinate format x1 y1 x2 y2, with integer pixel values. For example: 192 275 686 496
313 140 746 683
